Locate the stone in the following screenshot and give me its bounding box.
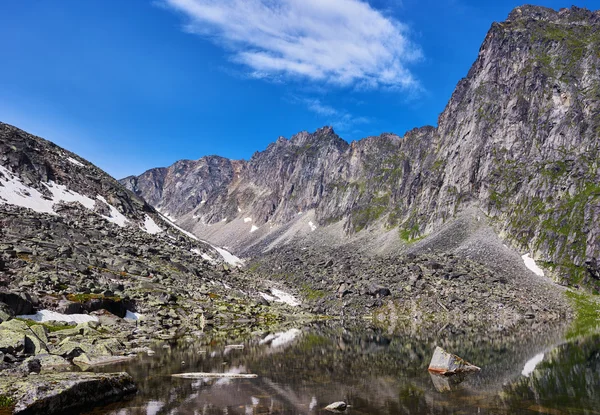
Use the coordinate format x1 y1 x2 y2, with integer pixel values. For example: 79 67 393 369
0 329 26 354
56 300 83 314
325 401 348 411
3 372 136 414
0 301 13 322
428 346 480 375
33 353 71 370
0 291 34 315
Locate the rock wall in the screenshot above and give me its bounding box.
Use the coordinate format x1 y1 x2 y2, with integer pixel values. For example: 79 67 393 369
122 6 600 287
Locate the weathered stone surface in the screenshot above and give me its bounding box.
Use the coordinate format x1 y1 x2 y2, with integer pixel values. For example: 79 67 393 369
0 372 136 415
0 329 25 354
428 346 480 375
0 301 13 322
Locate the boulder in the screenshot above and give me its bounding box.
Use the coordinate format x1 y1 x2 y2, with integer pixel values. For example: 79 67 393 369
429 372 467 392
56 300 83 314
33 353 72 370
0 291 34 315
0 329 26 354
3 372 136 414
428 346 480 375
325 401 348 411
0 301 13 322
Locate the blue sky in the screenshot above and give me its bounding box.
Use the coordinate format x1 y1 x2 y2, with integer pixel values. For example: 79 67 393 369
0 0 593 178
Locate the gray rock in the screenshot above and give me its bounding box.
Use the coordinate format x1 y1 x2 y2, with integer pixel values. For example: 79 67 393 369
0 329 25 354
428 346 480 375
4 372 136 415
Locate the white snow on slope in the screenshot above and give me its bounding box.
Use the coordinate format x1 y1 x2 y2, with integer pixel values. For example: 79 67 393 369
522 352 545 377
158 213 244 267
96 195 129 226
308 221 317 232
250 225 259 233
18 309 99 324
67 157 85 167
213 246 244 267
0 165 128 227
192 248 214 262
261 289 301 307
143 215 163 234
522 254 545 277
244 217 252 223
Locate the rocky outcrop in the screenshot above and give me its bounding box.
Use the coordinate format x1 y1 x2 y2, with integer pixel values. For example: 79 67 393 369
0 372 136 415
123 6 600 289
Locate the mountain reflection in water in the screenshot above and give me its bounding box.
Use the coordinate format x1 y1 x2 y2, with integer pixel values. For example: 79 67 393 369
86 322 600 415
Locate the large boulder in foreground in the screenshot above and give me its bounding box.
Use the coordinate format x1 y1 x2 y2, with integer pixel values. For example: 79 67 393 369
428 346 480 375
0 372 136 414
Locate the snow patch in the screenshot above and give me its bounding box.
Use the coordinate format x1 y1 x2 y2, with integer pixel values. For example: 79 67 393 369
67 157 85 167
142 215 163 234
522 353 545 377
522 254 545 277
0 166 128 227
244 217 252 223
259 328 301 348
159 214 200 241
308 221 317 232
158 213 244 266
250 225 259 233
96 196 129 227
213 246 244 267
18 310 98 324
261 289 300 307
237 207 242 212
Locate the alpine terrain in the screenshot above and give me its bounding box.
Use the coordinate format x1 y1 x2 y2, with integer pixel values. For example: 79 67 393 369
0 4 598 415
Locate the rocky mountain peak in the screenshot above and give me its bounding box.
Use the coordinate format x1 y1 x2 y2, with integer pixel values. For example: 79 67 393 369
506 5 599 24
122 5 600 289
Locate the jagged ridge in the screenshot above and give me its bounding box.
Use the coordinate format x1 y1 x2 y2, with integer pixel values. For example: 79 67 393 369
123 6 600 288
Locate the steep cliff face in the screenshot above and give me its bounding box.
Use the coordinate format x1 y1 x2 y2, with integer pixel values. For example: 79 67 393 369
123 6 600 287
432 5 600 284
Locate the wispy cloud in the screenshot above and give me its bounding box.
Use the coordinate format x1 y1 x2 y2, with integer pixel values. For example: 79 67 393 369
292 97 372 132
162 0 422 90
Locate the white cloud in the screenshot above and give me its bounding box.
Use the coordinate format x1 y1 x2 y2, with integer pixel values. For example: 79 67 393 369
163 0 422 89
295 97 371 132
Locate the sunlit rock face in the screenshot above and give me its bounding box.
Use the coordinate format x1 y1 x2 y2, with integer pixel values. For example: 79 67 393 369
123 6 600 288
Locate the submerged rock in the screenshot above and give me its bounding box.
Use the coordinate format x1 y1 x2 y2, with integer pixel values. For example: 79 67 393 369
429 372 468 392
325 401 348 411
428 346 480 375
0 372 136 415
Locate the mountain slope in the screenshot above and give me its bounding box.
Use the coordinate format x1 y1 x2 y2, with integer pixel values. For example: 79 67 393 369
123 6 599 289
0 122 297 343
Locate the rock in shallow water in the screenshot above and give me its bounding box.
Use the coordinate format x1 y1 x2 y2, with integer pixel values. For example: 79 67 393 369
325 401 348 411
428 346 480 375
1 372 136 415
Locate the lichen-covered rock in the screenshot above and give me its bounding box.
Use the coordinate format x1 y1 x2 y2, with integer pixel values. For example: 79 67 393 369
0 329 25 354
0 372 136 414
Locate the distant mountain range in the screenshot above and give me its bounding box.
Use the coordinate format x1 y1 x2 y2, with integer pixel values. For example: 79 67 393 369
122 5 600 289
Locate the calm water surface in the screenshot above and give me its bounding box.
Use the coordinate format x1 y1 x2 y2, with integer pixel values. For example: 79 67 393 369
85 322 600 415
